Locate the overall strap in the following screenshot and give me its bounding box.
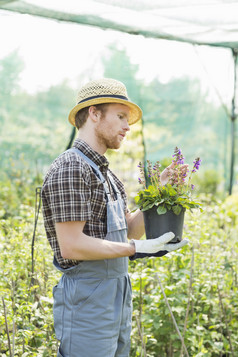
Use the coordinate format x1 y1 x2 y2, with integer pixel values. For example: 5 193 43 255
107 172 121 198
67 147 122 199
67 147 112 200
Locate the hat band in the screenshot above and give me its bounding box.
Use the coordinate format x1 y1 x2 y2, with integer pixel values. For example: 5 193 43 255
78 94 129 104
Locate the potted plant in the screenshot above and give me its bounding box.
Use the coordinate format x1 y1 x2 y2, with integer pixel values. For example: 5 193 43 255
135 147 202 243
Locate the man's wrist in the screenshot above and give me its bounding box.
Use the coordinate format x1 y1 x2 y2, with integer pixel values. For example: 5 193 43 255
129 240 136 256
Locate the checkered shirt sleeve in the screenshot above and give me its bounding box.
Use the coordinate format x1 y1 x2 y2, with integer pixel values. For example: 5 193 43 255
41 143 129 268
42 161 92 223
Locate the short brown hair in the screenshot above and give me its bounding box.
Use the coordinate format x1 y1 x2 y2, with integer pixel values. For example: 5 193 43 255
75 103 110 129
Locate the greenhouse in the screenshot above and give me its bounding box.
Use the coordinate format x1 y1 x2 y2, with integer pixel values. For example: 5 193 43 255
0 1 237 356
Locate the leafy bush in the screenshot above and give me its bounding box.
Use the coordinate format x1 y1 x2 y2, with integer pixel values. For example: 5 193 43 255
0 157 42 219
129 196 238 356
192 168 223 195
0 170 237 356
0 211 61 356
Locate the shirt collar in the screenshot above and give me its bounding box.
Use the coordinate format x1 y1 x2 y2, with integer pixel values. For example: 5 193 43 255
73 138 109 169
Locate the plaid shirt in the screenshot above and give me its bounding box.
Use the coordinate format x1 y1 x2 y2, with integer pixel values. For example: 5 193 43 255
41 138 128 269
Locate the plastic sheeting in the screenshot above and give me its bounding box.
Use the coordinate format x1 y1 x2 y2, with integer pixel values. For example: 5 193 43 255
1 0 238 48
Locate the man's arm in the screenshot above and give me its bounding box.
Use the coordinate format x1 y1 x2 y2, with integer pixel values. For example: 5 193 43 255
126 209 145 240
56 220 184 262
55 221 135 261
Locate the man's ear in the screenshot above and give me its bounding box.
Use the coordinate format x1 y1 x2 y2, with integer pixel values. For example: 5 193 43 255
88 106 100 123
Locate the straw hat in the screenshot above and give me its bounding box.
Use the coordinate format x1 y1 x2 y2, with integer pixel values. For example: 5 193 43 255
68 78 142 126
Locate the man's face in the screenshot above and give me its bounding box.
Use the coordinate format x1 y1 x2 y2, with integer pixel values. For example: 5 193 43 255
95 103 130 150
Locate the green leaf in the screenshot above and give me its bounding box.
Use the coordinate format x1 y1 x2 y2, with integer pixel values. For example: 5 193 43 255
168 186 177 196
157 205 167 215
172 205 182 215
141 202 155 211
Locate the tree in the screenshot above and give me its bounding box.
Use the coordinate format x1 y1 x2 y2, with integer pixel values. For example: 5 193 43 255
0 50 24 102
101 44 145 206
0 50 25 127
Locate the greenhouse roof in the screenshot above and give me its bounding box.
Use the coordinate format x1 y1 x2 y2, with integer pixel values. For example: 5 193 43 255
1 0 238 49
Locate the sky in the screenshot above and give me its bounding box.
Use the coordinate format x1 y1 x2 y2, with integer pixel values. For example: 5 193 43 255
0 7 235 107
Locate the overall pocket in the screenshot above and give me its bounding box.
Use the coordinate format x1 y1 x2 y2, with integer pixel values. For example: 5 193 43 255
53 284 64 340
72 277 104 311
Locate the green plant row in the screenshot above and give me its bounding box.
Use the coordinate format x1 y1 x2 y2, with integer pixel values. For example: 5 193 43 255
129 193 238 356
0 181 237 356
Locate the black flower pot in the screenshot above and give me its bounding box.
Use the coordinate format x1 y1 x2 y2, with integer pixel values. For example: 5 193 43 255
143 206 185 244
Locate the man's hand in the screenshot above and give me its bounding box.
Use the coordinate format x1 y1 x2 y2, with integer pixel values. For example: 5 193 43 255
163 238 189 252
130 232 189 260
160 162 189 186
132 232 175 253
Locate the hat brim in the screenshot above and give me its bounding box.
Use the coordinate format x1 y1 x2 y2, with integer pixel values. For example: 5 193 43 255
68 97 142 126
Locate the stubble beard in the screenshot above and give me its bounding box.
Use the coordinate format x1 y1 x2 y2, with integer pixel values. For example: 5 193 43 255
95 121 121 150
96 130 121 150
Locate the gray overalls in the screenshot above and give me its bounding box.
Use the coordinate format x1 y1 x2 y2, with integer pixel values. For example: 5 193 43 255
52 148 132 357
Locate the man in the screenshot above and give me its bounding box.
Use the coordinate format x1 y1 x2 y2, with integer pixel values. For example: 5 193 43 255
41 78 188 357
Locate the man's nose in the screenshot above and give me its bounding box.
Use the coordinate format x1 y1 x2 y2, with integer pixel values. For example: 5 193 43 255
123 119 130 131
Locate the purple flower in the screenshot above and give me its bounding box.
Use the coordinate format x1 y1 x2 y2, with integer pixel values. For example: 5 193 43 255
177 158 185 165
173 146 185 166
173 148 182 157
192 158 201 172
191 184 195 190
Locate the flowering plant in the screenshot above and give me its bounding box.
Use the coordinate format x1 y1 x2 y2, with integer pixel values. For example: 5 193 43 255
135 147 202 215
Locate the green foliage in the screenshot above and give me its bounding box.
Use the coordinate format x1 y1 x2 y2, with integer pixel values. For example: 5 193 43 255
129 197 238 356
0 51 76 172
0 200 60 355
102 44 141 104
0 156 42 219
0 50 24 101
135 183 202 215
141 77 231 176
0 46 236 194
102 45 145 206
135 149 202 215
0 167 237 356
0 44 237 356
192 168 222 195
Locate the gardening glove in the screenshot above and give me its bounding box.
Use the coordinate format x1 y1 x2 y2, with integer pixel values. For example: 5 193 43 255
129 232 189 261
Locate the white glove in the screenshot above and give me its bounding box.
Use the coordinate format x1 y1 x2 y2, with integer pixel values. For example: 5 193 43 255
131 232 189 254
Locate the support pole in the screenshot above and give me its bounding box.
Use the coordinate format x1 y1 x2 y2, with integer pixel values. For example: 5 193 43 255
141 115 150 187
229 49 238 195
66 127 76 150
